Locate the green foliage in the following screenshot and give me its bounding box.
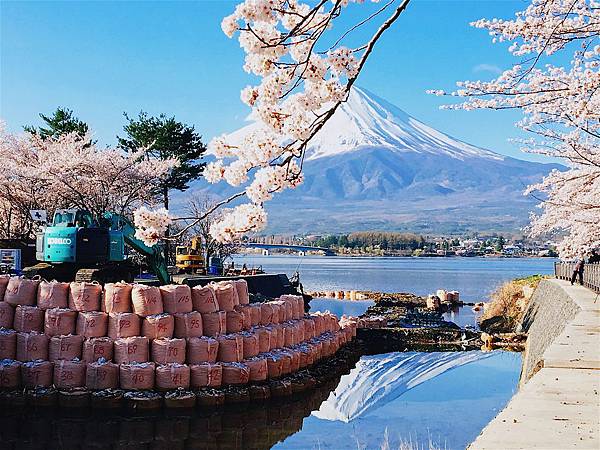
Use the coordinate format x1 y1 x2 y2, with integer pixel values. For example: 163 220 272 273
118 112 206 208
313 231 426 251
24 107 90 140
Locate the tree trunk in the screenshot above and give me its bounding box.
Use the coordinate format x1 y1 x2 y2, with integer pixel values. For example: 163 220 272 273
163 187 170 265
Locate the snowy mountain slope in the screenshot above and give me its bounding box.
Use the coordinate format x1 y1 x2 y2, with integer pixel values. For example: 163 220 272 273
180 88 562 233
313 351 491 423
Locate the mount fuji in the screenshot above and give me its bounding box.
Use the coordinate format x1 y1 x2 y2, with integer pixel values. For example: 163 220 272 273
184 87 562 234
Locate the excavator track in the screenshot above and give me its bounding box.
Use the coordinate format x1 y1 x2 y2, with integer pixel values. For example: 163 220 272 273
75 265 135 284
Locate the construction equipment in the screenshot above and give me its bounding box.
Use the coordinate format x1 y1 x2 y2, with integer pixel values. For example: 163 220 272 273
22 209 170 284
175 237 205 274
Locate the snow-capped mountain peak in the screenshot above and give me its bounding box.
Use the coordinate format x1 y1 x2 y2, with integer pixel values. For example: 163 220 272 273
303 87 503 161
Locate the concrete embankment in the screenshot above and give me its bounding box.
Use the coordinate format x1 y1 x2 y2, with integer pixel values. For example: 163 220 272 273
470 279 599 449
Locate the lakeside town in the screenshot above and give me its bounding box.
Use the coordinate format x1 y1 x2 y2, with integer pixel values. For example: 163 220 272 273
248 232 558 258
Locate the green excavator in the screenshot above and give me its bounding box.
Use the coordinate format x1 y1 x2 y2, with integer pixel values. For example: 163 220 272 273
23 209 170 284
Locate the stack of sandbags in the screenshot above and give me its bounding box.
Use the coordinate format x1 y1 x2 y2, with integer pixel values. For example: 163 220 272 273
0 275 355 392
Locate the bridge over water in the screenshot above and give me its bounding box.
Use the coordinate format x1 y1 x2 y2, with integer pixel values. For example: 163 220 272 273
241 242 335 256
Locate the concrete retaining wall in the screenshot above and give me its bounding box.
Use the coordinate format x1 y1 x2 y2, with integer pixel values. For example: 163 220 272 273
518 279 581 383
470 280 599 449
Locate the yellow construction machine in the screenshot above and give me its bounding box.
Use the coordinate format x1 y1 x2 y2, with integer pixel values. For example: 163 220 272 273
175 237 205 274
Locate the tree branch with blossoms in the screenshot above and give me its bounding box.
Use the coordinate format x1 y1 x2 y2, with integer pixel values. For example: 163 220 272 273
429 0 600 258
134 0 412 247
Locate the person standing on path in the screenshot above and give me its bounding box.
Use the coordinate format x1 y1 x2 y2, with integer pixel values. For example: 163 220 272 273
570 256 585 285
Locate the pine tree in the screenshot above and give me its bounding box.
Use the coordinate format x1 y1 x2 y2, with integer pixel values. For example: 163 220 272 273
117 112 206 210
24 107 90 140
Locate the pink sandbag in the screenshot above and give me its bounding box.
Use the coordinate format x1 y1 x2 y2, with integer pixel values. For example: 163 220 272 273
49 334 83 362
68 282 102 312
44 308 77 336
217 334 243 363
283 301 293 322
278 351 292 375
256 327 271 353
159 284 192 314
225 310 244 334
142 313 174 339
249 304 261 327
156 363 190 390
114 336 149 364
107 312 140 339
0 328 16 359
119 362 155 390
244 357 267 382
241 331 259 359
221 362 249 385
131 284 163 317
234 279 249 305
186 336 218 364
191 285 219 314
37 280 69 309
266 355 282 379
86 360 119 390
152 338 186 364
0 360 21 389
190 363 222 388
303 318 316 339
103 282 132 313
234 305 252 330
0 274 9 301
283 324 295 347
259 303 274 325
271 301 285 322
271 324 285 349
54 359 86 389
174 311 203 338
0 301 14 328
289 349 300 373
16 332 48 362
76 311 108 338
13 305 44 332
201 311 226 337
4 277 39 306
82 337 114 362
21 360 53 388
213 281 238 311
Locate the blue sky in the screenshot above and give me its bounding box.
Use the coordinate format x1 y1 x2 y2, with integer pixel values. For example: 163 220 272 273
1 0 541 161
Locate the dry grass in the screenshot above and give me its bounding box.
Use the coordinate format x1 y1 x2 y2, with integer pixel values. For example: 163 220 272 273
480 275 548 331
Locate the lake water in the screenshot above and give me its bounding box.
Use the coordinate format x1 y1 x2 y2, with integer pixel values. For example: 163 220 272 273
235 254 556 301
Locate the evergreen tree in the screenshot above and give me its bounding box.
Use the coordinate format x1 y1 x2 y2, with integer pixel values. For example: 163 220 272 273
118 112 206 209
24 107 90 140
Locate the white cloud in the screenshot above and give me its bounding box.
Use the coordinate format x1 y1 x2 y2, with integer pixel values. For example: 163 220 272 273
473 63 502 75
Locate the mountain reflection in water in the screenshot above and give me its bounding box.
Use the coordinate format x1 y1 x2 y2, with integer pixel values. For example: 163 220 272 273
314 351 491 423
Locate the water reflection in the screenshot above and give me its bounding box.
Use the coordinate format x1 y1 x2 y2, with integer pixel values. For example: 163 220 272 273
314 351 491 422
0 380 340 450
276 351 521 450
0 350 520 450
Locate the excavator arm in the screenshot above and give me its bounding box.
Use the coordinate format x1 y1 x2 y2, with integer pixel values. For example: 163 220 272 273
106 213 171 285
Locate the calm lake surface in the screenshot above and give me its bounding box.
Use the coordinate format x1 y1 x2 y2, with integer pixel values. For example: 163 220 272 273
235 254 556 301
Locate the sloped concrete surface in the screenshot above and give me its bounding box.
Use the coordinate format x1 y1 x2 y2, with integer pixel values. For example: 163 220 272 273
470 280 600 449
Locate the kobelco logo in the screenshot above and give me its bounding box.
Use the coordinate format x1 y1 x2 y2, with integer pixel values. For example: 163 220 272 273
48 237 72 245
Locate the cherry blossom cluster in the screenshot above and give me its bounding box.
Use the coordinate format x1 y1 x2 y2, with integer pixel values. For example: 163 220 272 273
133 207 172 247
202 0 405 242
209 203 268 243
0 126 176 241
433 0 600 259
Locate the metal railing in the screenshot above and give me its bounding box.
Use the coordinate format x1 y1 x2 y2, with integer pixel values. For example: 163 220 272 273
555 261 600 293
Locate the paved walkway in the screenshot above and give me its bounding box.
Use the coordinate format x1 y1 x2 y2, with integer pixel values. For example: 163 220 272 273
470 280 600 449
